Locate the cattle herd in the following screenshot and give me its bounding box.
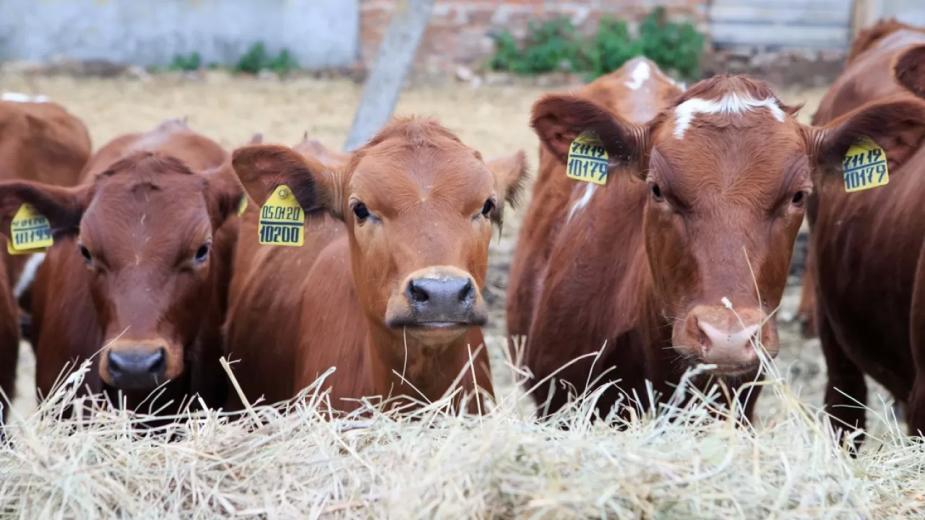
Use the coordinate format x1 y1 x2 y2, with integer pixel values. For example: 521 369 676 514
0 20 923 445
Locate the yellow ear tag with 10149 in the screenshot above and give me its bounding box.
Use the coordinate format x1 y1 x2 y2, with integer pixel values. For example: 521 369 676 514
7 203 53 255
566 131 609 185
842 136 889 193
258 185 304 246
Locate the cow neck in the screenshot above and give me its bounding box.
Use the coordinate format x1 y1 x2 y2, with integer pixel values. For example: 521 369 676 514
365 320 475 403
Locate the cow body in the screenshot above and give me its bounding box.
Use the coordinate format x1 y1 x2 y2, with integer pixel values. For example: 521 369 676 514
0 98 90 421
808 23 925 435
226 119 527 411
509 57 925 421
0 120 240 413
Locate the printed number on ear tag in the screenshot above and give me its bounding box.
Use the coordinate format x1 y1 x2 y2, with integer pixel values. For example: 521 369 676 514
258 185 304 247
566 131 609 185
7 203 53 255
842 136 889 193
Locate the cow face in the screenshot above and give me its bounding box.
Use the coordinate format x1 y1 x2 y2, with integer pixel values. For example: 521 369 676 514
232 119 527 346
0 152 241 391
532 76 925 376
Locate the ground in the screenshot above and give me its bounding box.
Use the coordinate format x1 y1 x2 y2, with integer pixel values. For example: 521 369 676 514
3 72 918 518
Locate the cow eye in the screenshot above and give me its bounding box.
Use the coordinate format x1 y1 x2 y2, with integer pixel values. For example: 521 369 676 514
649 182 664 202
791 191 806 207
481 199 495 218
78 244 93 264
194 242 210 263
352 202 370 221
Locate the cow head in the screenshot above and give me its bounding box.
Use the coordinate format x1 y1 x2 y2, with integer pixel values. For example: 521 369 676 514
232 118 527 346
533 75 925 376
0 152 241 390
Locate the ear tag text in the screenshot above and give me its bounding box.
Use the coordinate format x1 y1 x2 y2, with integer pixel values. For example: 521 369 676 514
258 185 304 247
566 131 609 185
842 136 889 192
7 203 53 255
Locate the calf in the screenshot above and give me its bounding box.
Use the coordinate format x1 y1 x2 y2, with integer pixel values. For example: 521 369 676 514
806 21 925 436
0 97 90 421
0 120 241 412
225 118 527 411
510 58 925 419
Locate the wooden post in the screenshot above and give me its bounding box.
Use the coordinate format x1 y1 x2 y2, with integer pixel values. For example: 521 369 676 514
344 0 436 151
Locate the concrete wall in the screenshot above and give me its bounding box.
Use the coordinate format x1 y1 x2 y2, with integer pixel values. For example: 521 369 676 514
0 0 359 68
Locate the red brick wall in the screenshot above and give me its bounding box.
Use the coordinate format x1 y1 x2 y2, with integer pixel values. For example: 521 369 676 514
359 0 708 74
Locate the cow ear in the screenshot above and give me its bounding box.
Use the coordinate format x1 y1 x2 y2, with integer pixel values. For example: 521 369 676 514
810 95 925 175
531 94 647 170
231 144 343 218
202 164 244 228
895 44 925 99
0 181 89 241
486 150 529 209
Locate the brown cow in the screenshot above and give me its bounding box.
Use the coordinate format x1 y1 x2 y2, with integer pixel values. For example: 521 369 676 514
509 57 925 420
806 21 925 437
0 119 241 412
0 96 90 421
225 118 527 411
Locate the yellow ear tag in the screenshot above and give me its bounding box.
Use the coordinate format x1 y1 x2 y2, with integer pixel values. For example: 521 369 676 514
842 136 889 192
237 195 248 216
6 203 53 255
566 131 609 185
258 185 304 246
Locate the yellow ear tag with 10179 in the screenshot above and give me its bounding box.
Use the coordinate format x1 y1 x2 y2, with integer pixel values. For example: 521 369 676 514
7 203 53 255
842 136 889 192
258 185 304 246
566 131 609 185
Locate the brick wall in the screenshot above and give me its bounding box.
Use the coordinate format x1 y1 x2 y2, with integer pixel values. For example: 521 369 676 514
360 0 708 74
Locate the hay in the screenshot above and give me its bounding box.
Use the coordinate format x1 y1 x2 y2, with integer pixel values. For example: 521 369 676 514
1 342 923 519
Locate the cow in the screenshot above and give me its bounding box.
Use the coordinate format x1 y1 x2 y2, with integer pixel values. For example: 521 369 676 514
508 56 925 421
0 96 90 422
805 20 925 437
224 118 527 412
0 119 241 414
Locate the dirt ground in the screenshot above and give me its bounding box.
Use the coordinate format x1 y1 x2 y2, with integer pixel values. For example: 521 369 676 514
2 71 868 422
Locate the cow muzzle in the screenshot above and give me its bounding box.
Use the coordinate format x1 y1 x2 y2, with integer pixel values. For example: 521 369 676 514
101 339 172 391
385 266 487 340
673 305 779 376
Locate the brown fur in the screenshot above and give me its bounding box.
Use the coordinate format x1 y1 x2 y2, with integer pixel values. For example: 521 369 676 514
806 21 925 438
0 99 90 422
0 120 241 413
225 119 528 412
510 58 925 421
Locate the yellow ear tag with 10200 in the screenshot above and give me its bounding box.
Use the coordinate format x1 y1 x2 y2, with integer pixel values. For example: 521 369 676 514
566 131 609 185
6 203 53 255
258 185 304 246
842 136 889 193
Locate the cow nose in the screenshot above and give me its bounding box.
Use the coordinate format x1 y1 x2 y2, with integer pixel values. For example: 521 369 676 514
407 277 475 305
677 305 778 374
106 348 167 390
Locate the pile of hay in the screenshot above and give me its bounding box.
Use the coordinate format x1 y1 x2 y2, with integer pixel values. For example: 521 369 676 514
1 349 923 518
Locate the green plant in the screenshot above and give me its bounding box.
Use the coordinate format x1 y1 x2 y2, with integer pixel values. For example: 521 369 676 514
489 8 704 81
235 42 299 75
169 52 202 72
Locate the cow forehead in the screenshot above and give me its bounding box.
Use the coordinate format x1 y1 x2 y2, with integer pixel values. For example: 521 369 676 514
349 143 493 205
670 91 788 140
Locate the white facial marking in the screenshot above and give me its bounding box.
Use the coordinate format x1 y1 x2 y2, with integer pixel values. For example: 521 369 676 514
2 92 49 103
673 92 785 139
625 61 651 90
566 183 597 223
14 252 46 300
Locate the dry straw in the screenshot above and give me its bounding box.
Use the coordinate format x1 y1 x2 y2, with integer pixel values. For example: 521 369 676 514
0 338 923 519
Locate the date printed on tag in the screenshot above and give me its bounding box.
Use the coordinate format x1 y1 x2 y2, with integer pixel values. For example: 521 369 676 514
258 185 304 246
842 136 889 193
566 132 609 185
